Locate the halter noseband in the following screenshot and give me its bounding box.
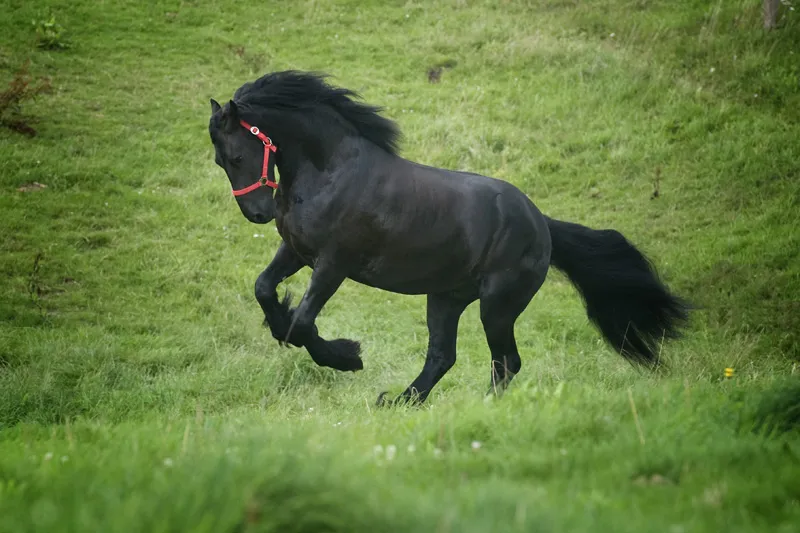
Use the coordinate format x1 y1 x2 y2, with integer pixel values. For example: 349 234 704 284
231 119 278 197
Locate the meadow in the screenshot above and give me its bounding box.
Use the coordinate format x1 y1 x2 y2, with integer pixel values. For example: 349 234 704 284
1 0 799 531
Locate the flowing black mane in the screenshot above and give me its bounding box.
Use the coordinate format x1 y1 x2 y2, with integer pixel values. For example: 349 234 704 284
233 71 401 155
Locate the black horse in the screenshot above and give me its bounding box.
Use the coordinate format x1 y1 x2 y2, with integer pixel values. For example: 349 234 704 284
208 71 688 405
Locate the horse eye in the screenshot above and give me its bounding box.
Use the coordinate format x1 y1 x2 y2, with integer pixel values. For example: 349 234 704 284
232 155 243 165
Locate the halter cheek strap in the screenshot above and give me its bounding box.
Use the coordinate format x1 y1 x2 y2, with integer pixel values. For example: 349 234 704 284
231 119 278 197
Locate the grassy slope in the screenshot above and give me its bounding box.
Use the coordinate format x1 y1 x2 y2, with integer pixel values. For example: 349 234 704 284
1 0 799 531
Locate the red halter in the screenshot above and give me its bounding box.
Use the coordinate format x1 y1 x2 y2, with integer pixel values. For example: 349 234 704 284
231 119 278 197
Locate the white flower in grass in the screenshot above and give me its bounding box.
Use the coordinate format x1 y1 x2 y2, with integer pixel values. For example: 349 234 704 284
433 448 443 458
163 458 174 467
60 456 69 463
386 445 397 461
471 441 482 450
373 444 383 456
407 444 416 453
43 452 53 461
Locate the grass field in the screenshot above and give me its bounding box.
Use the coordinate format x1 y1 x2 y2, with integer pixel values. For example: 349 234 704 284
1 0 799 531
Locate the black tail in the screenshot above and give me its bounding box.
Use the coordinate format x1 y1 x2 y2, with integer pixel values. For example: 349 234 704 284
546 217 689 366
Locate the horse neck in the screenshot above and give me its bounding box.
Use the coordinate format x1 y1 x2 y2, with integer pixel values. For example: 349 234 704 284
276 134 387 190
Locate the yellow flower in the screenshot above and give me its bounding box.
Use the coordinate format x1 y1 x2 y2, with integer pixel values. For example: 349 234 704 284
724 367 734 378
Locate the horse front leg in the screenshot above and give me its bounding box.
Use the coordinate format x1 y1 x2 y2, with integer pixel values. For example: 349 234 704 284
283 256 363 372
254 242 305 344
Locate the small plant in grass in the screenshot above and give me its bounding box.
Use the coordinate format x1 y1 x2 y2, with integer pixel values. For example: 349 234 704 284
32 14 70 50
0 61 52 136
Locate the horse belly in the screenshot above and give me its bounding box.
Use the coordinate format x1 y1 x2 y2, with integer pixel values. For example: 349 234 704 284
347 250 477 295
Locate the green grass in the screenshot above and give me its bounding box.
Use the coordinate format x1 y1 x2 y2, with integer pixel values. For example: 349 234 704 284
1 0 799 531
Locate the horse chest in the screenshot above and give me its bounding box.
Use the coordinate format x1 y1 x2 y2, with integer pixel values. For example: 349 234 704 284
275 208 320 267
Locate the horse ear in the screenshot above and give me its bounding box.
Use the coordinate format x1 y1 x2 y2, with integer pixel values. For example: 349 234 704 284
228 100 239 121
210 98 221 114
222 100 241 131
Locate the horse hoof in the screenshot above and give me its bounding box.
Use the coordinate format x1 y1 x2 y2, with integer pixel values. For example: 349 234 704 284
375 392 421 408
323 339 363 371
327 355 363 372
376 391 390 407
305 337 363 372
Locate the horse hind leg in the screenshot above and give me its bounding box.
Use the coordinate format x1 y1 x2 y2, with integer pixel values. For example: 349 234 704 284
480 263 547 395
378 292 471 406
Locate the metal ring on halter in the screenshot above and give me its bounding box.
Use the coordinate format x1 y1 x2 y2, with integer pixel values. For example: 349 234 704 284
250 126 260 135
263 137 272 146
258 176 268 185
